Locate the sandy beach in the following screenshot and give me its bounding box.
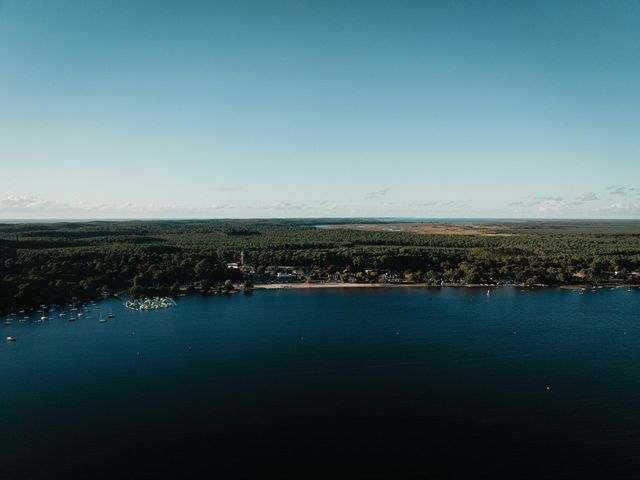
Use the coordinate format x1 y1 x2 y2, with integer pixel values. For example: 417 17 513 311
254 282 408 290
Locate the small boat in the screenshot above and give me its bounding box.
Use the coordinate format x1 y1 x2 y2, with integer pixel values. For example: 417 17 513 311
4 318 11 326
20 316 28 322
99 313 107 323
6 336 15 342
107 308 116 318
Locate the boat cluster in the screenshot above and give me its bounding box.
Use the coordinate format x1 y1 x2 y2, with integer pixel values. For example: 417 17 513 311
4 300 116 341
124 296 176 311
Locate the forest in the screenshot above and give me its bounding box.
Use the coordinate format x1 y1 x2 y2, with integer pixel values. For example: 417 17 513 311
1 219 639 313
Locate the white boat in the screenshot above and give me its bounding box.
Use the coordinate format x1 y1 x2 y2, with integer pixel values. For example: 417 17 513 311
6 336 15 342
99 312 107 323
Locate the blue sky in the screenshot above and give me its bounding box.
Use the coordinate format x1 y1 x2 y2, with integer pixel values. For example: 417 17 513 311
1 0 639 219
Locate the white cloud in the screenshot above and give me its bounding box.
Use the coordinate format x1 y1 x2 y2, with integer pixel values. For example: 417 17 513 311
0 195 59 211
536 200 562 213
0 195 237 218
601 202 640 214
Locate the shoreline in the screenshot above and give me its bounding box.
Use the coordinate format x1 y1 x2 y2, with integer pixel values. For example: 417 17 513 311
3 282 637 316
254 282 639 291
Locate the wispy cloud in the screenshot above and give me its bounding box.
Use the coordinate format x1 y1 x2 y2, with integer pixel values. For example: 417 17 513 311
610 186 628 196
576 192 598 202
508 195 566 213
411 201 456 208
0 195 236 218
257 202 309 211
365 189 389 200
534 196 563 202
507 201 541 207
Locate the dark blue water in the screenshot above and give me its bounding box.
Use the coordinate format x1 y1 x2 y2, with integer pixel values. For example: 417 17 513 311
2 288 640 479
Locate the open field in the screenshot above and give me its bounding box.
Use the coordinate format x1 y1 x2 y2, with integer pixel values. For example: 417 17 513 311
321 220 640 236
321 222 520 236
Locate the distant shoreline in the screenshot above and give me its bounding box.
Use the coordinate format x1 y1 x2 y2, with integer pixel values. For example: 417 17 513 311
254 282 638 291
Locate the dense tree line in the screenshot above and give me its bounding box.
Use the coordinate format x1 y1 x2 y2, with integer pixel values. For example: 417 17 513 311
0 220 639 313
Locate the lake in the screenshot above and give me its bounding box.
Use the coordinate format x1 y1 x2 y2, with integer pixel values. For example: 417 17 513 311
2 287 640 479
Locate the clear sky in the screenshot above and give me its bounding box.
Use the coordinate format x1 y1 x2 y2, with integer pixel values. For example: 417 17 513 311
1 0 639 219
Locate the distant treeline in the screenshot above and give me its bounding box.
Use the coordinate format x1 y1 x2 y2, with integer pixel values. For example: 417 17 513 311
1 219 639 313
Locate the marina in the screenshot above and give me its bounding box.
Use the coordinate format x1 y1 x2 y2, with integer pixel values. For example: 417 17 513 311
124 296 177 311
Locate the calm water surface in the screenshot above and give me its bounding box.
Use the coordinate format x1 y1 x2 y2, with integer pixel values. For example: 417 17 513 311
2 288 640 478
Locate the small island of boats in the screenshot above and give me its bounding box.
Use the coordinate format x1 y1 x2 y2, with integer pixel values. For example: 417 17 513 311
124 296 177 311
